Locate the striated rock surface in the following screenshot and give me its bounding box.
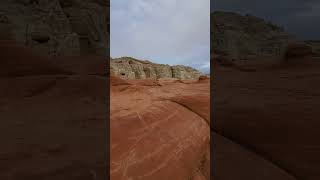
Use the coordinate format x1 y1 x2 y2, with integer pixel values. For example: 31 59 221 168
0 0 109 57
110 57 202 80
111 76 210 180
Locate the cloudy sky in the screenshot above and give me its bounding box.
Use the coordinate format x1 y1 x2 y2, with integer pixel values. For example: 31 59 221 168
111 0 210 73
211 0 320 40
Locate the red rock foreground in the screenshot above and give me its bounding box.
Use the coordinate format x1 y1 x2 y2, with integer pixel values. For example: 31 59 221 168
213 55 320 180
110 77 210 180
0 40 107 179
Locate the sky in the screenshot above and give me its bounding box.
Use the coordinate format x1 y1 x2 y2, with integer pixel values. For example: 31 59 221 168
211 0 320 40
111 0 210 73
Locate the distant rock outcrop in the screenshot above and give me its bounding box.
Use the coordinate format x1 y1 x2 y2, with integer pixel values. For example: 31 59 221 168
211 11 295 61
0 0 109 57
305 40 320 57
110 57 202 80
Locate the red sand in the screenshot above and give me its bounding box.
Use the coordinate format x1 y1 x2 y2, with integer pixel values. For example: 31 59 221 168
110 77 210 180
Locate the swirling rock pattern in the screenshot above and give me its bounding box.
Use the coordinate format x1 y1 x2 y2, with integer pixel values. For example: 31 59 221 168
111 76 210 180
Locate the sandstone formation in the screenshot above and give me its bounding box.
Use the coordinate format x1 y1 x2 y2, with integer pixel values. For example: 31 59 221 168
211 11 315 71
0 0 109 57
111 75 210 180
212 11 320 180
213 44 320 179
213 133 296 180
212 11 297 61
110 57 202 80
0 38 107 179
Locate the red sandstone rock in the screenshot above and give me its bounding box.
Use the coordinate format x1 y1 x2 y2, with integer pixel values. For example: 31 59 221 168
1 38 211 180
111 75 210 180
213 56 320 179
0 40 107 179
199 75 209 81
0 41 71 77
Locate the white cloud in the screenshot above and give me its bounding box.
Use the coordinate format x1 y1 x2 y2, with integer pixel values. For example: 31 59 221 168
111 0 210 72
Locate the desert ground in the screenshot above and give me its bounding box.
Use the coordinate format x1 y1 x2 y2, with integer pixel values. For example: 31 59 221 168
213 55 320 180
110 76 210 180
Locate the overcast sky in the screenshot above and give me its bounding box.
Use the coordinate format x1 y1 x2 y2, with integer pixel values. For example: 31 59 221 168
211 0 320 40
111 0 210 73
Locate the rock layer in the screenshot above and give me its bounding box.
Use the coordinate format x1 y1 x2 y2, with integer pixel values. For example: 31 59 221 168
212 11 320 180
110 57 202 80
213 53 320 179
211 11 314 61
110 76 210 180
0 0 109 57
0 39 107 179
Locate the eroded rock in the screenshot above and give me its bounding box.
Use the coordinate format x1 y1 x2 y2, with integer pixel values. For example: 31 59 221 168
110 57 202 80
110 76 210 180
211 11 295 61
0 0 109 57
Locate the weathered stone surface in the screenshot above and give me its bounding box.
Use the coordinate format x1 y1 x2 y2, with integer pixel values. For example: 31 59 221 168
211 11 295 61
305 40 320 57
0 0 109 57
110 57 202 80
171 65 202 79
110 76 210 180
